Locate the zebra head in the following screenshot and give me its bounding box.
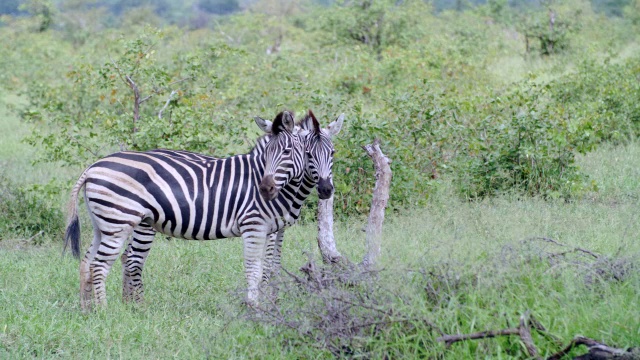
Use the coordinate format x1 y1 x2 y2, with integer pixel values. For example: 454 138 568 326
254 111 305 201
298 110 344 200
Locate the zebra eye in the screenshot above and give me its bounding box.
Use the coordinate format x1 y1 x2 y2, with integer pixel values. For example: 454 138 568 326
331 150 336 156
283 149 291 155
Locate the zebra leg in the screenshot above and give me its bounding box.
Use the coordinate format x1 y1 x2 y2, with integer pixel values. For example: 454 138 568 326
262 229 285 286
241 230 269 307
80 218 102 311
89 228 133 308
121 223 156 303
79 252 94 311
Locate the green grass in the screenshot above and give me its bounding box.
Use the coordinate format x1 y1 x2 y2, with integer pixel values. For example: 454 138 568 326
1 94 639 358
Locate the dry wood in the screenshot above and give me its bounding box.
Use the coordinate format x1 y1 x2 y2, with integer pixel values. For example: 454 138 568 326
316 195 344 264
437 312 540 359
360 138 392 269
548 336 639 360
437 311 638 360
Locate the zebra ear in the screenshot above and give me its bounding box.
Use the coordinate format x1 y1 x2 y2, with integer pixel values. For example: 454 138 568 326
254 116 273 133
280 111 295 132
271 110 295 134
326 113 344 138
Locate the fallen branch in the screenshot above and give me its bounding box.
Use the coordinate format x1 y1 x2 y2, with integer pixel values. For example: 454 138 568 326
437 312 540 359
437 312 639 360
526 237 600 259
548 336 639 360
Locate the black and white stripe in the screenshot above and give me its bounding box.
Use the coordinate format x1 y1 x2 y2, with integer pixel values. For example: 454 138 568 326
64 111 305 309
259 110 345 283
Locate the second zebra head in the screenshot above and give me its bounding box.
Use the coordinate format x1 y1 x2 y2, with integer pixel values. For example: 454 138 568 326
254 111 306 201
255 110 344 200
297 110 344 199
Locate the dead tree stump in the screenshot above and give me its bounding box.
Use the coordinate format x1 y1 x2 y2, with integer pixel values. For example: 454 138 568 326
360 138 392 269
317 195 344 264
314 138 391 269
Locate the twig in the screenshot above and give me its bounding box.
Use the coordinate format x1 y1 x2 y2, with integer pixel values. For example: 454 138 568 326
437 312 541 358
26 231 44 243
125 75 141 134
140 77 192 105
66 134 101 158
526 237 600 259
518 311 540 359
437 328 521 346
158 90 177 120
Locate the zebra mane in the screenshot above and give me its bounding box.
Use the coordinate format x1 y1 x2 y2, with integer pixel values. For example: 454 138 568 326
298 110 321 136
250 134 271 154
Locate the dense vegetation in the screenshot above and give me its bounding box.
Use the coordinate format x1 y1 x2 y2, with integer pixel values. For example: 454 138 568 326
0 0 639 358
3 0 640 221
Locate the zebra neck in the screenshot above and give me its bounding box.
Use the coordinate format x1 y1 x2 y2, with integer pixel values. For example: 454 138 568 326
275 172 317 223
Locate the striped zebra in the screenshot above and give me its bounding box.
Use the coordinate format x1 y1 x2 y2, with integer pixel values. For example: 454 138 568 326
258 110 344 284
106 110 345 303
64 111 305 309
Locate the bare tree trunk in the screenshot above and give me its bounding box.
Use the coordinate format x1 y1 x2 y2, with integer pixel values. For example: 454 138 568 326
317 195 343 264
360 139 392 270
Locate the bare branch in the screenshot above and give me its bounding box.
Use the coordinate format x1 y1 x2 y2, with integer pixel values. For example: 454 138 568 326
125 75 141 135
158 90 177 120
518 311 540 359
437 328 521 346
139 77 192 105
526 236 600 259
547 336 636 360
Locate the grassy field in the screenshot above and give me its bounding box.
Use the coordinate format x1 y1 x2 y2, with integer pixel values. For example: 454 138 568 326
1 94 639 358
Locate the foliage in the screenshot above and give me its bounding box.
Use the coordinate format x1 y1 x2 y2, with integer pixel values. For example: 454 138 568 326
457 80 597 199
1 0 638 218
516 4 581 56
0 173 63 244
21 26 248 168
546 58 640 145
624 0 640 24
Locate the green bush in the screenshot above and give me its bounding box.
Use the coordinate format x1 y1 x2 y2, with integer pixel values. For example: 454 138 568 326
457 78 601 199
0 174 63 244
547 58 640 145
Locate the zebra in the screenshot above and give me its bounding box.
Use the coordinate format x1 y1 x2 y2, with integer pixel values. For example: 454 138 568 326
105 110 344 304
63 111 305 310
257 110 344 285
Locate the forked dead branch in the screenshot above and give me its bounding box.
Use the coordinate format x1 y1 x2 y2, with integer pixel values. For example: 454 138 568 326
438 311 640 360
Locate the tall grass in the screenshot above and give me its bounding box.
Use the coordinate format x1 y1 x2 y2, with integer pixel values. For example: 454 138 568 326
1 141 639 358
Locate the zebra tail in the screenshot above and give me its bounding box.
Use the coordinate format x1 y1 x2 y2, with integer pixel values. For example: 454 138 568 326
64 171 87 259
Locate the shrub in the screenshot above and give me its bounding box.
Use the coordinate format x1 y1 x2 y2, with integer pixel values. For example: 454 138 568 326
0 174 64 244
456 80 596 199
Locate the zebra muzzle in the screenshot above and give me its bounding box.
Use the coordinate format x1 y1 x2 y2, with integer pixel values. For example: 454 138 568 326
317 178 334 200
259 175 278 200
